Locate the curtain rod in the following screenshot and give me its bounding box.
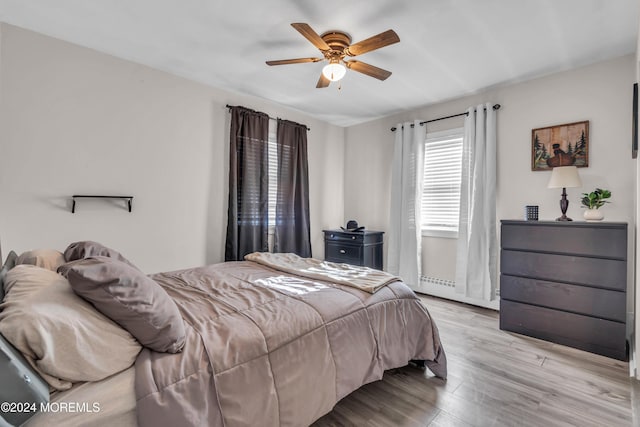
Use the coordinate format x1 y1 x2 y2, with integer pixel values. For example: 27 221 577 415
390 104 501 132
225 104 310 131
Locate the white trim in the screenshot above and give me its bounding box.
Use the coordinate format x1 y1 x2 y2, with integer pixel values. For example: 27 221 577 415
421 228 458 239
628 311 636 378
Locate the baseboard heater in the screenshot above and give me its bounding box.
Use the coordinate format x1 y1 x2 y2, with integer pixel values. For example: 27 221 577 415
419 276 500 298
420 276 455 288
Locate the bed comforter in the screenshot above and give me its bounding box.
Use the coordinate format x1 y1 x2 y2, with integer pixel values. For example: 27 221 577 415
134 260 446 427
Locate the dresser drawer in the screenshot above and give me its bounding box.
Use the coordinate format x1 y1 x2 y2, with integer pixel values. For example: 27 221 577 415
500 275 626 322
325 243 363 265
500 300 626 360
501 250 626 291
501 223 626 259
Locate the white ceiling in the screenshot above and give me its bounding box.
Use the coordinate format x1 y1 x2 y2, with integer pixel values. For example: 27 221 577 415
0 0 638 127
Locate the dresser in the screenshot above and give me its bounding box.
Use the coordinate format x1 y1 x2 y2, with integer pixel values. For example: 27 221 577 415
323 229 384 270
499 220 627 360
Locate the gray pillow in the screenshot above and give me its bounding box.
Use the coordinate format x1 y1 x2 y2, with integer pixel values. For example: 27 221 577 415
63 241 139 270
0 251 18 303
58 256 185 353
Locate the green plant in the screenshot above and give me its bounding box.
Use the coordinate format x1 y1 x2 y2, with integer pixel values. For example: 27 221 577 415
580 188 611 209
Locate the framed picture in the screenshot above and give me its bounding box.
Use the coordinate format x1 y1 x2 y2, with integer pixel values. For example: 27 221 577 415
531 120 589 171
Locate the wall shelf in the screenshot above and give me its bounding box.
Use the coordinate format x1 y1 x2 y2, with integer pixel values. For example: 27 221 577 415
71 195 133 213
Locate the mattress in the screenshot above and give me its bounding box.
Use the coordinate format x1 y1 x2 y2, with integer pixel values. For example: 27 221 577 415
24 367 136 427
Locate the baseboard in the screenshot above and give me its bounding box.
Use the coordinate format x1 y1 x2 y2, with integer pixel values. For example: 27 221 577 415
628 311 637 378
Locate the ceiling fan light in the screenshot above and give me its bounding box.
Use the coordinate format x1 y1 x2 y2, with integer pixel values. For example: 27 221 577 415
322 62 346 82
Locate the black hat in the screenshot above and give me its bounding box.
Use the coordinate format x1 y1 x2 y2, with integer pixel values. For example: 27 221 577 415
341 220 364 232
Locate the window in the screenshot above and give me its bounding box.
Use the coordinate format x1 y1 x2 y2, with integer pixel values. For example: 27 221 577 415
421 128 464 237
226 105 310 260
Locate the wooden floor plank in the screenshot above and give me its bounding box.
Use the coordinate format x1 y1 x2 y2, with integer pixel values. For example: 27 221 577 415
312 295 635 427
631 378 640 427
429 410 474 427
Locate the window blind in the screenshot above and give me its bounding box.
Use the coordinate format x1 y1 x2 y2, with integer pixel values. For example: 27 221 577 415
421 133 463 231
235 136 269 226
267 133 278 227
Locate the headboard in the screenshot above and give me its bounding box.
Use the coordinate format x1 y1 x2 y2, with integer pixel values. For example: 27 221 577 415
0 251 17 304
0 334 50 426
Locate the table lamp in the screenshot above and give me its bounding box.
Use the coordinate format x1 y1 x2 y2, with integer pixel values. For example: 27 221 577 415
547 166 582 221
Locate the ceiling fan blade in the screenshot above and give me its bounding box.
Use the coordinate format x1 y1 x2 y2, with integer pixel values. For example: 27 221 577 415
345 60 392 80
266 57 324 66
345 29 400 56
291 23 331 51
316 73 330 88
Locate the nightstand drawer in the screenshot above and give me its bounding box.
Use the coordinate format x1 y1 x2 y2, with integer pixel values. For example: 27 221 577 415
325 243 363 264
325 232 365 243
500 275 626 322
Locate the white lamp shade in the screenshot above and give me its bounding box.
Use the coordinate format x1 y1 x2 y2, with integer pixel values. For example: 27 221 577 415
547 166 582 189
322 62 346 82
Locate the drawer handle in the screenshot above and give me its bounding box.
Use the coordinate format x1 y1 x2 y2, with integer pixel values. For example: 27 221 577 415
351 236 356 240
339 249 346 254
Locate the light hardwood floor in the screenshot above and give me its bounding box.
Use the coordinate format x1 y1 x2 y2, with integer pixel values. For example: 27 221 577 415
313 295 638 427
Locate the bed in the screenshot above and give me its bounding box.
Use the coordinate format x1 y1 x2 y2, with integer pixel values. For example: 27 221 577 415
0 242 446 427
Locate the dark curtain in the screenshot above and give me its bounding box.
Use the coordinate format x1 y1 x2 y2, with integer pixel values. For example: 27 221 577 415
273 119 311 257
225 106 270 261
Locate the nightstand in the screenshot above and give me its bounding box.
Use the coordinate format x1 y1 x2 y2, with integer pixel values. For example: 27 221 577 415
323 229 384 270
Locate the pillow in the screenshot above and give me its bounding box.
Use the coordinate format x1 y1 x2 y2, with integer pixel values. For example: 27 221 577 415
0 250 18 302
59 257 185 353
0 265 141 390
16 249 65 272
63 241 139 270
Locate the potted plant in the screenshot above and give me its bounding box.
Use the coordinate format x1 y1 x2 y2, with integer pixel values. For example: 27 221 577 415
580 188 611 221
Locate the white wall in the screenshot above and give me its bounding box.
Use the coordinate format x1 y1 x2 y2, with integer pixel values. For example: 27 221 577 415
345 54 637 351
0 24 345 273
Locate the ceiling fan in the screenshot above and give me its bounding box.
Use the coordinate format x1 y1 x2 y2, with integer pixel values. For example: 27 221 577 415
266 23 400 88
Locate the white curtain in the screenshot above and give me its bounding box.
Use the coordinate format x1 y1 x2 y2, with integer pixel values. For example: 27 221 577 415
388 120 424 289
455 103 497 301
